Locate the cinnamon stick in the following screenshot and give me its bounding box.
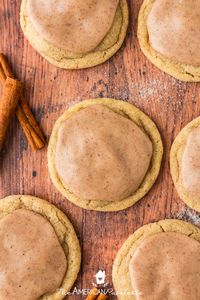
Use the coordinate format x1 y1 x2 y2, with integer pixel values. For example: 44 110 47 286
86 288 99 300
0 65 6 82
0 53 46 150
16 104 41 150
96 293 108 300
0 53 13 78
19 95 45 143
0 77 23 150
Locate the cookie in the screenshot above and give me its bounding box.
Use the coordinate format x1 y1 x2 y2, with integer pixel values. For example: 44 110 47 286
138 0 200 81
112 219 200 299
170 117 200 212
20 0 128 69
48 98 163 212
0 195 81 299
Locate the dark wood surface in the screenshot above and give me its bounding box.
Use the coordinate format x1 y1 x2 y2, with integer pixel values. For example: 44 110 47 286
1 0 200 299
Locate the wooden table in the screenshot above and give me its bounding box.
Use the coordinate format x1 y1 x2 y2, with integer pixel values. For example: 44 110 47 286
1 0 200 299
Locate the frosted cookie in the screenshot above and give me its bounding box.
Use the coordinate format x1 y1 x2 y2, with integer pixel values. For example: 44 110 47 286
170 117 200 212
112 219 200 300
138 0 200 81
0 195 81 300
20 0 128 69
48 98 163 212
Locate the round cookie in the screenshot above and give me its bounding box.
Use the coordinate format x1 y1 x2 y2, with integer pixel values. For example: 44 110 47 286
112 219 200 300
0 195 81 300
20 0 128 69
48 98 163 212
137 0 200 81
170 117 200 212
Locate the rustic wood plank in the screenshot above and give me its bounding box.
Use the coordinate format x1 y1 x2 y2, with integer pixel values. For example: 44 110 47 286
1 0 200 299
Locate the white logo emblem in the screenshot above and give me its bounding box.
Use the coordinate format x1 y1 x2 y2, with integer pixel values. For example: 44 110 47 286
95 270 106 285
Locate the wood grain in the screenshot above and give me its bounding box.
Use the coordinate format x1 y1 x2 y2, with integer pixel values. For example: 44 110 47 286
1 0 200 299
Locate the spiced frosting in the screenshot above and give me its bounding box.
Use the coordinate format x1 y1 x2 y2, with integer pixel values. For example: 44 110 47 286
170 117 200 212
0 195 81 300
27 0 119 54
182 127 200 197
112 219 200 300
147 0 200 66
0 209 67 300
48 98 163 212
20 0 128 69
55 104 153 202
138 0 200 81
129 232 200 299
